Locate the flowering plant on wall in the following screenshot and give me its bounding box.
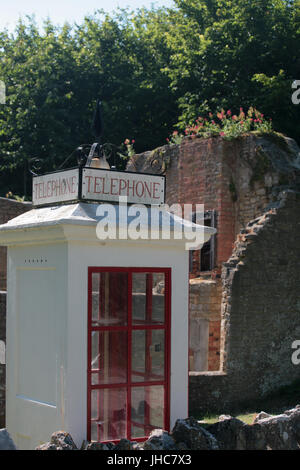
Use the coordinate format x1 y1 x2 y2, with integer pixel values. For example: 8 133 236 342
167 108 273 144
118 138 136 161
124 138 136 157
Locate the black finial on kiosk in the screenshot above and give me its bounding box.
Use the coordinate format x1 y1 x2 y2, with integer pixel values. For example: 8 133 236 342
91 99 103 143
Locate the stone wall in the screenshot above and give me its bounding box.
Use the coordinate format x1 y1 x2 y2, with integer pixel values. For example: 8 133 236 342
0 198 32 290
189 278 222 371
128 134 298 270
128 134 300 372
189 191 300 415
127 136 235 270
36 406 300 450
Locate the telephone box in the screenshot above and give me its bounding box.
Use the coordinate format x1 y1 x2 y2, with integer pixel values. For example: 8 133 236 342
0 175 215 449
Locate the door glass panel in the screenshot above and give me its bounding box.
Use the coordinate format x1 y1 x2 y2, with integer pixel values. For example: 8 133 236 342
132 329 165 382
91 388 127 441
131 386 164 438
91 331 127 385
132 273 165 325
89 268 169 443
91 272 128 327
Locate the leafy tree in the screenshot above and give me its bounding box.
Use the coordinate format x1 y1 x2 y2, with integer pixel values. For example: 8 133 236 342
166 0 300 139
0 10 178 196
0 2 299 197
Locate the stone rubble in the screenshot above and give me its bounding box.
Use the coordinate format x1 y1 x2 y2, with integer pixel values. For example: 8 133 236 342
171 417 219 450
2 406 300 450
0 428 17 450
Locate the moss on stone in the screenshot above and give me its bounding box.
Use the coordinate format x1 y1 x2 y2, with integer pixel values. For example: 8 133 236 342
147 147 171 173
262 132 294 156
250 146 272 187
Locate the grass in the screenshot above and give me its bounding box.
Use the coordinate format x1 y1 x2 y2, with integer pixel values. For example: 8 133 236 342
199 412 256 425
196 379 300 426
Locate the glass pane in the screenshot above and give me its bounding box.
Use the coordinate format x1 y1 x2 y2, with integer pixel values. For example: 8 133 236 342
132 329 165 382
91 331 127 385
91 421 99 442
132 273 165 325
91 272 128 326
91 272 100 325
131 386 164 438
91 388 127 441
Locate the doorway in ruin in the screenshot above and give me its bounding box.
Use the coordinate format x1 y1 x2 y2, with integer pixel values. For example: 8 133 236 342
189 210 221 372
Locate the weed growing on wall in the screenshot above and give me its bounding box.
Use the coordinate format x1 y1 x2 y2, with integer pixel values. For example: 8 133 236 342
167 108 274 144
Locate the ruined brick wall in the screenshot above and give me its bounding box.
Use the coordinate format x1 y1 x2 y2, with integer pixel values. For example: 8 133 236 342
128 137 236 269
0 292 6 427
128 134 299 372
208 320 221 371
128 134 298 270
128 138 231 371
0 198 32 291
222 135 297 235
190 191 300 414
189 279 222 371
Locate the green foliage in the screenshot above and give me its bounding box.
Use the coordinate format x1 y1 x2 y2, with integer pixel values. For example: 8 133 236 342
0 11 178 196
5 191 26 202
168 0 300 138
122 138 136 159
197 378 300 421
0 1 299 196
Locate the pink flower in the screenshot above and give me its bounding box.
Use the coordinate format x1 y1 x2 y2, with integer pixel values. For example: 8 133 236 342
173 130 178 136
227 110 232 116
131 139 135 144
219 131 225 137
124 139 130 145
232 115 237 121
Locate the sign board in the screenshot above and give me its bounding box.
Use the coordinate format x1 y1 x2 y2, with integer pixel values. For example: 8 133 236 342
32 167 165 207
32 168 79 206
82 168 165 205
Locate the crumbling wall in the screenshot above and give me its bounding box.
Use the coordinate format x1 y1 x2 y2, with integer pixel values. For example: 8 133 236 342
128 134 300 373
190 191 300 414
189 279 222 371
127 137 236 268
127 134 299 269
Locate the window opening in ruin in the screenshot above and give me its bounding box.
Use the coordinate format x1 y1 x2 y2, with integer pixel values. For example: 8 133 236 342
189 210 216 275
